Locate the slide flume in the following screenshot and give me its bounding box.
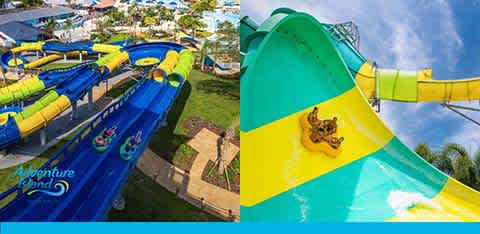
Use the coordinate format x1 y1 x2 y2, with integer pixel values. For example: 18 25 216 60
240 8 480 221
0 43 194 220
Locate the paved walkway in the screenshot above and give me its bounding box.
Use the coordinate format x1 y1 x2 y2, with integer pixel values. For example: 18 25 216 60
137 128 240 221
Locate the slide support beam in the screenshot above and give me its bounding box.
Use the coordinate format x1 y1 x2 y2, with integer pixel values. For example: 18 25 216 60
442 103 480 126
40 128 46 146
71 100 78 120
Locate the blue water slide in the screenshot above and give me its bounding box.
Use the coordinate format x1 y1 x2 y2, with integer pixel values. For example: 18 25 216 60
125 42 183 64
54 68 103 101
0 116 21 148
0 79 167 220
204 55 230 71
0 51 27 69
62 82 183 220
38 62 92 88
42 41 95 54
0 42 189 220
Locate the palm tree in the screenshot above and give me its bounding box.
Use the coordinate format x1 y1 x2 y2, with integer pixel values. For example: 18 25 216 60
473 151 480 187
415 143 435 163
200 39 212 71
440 143 477 187
63 18 73 42
127 5 142 38
44 18 57 40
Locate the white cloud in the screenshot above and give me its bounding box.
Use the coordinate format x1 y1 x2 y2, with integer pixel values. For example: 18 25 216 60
242 0 466 149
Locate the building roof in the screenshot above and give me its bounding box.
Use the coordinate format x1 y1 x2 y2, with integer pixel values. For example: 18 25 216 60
0 21 45 42
0 7 74 25
94 0 115 8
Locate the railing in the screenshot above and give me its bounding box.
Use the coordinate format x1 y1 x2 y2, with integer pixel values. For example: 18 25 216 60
0 76 146 207
327 22 360 50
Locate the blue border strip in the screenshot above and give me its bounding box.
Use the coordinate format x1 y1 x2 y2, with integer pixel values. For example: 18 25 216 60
0 223 479 234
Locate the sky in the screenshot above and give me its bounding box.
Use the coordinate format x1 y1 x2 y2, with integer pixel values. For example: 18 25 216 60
242 0 480 156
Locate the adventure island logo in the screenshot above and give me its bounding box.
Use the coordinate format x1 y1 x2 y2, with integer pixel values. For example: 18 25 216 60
10 166 74 197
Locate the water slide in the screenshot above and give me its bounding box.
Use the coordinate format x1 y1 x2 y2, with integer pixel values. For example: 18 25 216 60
240 8 480 221
0 43 194 220
0 40 134 148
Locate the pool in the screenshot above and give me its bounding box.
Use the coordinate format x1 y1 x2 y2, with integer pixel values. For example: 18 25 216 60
202 11 240 32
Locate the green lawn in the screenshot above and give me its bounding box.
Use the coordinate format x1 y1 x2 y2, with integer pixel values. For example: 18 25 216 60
175 69 240 135
148 70 240 166
108 168 220 221
39 62 79 71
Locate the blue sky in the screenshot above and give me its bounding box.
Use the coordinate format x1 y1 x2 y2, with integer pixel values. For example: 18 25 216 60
242 0 480 156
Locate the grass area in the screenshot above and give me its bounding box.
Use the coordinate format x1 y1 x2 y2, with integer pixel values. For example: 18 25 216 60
107 33 142 44
108 168 220 221
39 62 79 71
148 69 240 166
176 70 240 135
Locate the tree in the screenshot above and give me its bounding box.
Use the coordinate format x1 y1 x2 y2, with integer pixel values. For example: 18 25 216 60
216 20 239 63
199 39 212 71
440 143 476 186
63 18 73 42
454 154 477 188
106 7 123 26
177 15 206 38
415 143 435 164
434 151 454 176
474 151 480 186
127 5 142 37
44 18 57 40
191 0 217 15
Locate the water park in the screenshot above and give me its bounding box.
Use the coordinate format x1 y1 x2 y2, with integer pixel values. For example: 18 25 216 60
0 0 240 221
240 8 480 221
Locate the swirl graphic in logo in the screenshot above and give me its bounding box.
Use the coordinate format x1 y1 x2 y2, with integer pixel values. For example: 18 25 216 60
26 180 70 197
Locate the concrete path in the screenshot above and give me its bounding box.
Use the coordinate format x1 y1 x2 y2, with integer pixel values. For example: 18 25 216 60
136 128 240 221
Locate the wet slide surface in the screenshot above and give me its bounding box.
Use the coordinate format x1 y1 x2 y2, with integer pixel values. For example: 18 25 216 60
240 9 480 221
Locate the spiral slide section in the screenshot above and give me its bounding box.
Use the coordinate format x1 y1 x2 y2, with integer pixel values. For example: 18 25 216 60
0 39 146 149
240 8 480 221
0 40 126 108
0 44 194 221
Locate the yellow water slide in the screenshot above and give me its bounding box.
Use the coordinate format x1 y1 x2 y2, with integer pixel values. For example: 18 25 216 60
154 50 179 82
24 51 88 69
356 62 480 102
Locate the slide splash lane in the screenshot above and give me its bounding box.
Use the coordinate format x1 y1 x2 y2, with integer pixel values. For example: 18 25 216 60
240 8 480 221
0 43 194 221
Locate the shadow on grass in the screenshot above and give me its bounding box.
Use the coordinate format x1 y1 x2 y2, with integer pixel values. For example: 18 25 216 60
149 81 192 163
196 79 240 101
108 168 220 221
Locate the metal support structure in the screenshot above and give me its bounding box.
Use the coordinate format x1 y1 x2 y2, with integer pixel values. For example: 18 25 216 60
88 89 93 110
71 100 77 120
40 128 46 146
441 103 480 126
79 53 83 62
98 53 101 59
328 21 360 50
63 53 67 61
